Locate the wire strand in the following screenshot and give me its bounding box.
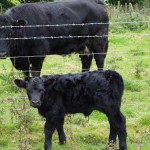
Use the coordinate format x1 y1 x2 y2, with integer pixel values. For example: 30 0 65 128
0 21 150 29
1 33 150 41
0 50 149 59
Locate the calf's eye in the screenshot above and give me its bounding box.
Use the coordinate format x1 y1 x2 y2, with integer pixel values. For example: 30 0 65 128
40 89 45 93
27 90 32 93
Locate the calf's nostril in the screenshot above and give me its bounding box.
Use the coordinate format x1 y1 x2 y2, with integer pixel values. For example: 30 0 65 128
32 100 40 105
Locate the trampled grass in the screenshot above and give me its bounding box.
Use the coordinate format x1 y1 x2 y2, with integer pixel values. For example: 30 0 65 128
0 29 150 150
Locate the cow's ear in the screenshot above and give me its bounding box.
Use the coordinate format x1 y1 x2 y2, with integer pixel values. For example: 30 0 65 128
14 79 26 88
44 78 56 87
12 19 27 27
17 19 27 26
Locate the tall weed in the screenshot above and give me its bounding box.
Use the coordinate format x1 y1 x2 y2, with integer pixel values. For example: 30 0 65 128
0 65 23 93
108 4 150 32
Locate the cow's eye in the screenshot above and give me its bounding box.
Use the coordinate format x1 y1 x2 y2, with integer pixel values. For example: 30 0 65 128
39 89 45 93
8 32 12 36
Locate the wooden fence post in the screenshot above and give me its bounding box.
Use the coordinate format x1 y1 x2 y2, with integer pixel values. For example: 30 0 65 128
129 2 134 13
117 1 121 18
125 3 128 13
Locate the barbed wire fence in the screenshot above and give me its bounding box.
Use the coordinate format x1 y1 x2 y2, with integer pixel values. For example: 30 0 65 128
0 20 150 150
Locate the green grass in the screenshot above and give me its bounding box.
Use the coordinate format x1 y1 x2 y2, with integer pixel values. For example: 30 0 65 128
0 29 150 150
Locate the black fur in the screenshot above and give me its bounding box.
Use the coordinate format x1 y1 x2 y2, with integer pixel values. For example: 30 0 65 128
0 0 109 77
14 70 127 150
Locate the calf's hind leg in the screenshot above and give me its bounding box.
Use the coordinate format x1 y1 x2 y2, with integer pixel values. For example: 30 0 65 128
108 120 117 145
107 110 127 150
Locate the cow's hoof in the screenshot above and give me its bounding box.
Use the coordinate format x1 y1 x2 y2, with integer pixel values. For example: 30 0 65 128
59 140 66 145
106 141 117 150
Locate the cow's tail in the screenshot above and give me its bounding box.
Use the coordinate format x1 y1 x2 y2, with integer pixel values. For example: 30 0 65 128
104 70 124 107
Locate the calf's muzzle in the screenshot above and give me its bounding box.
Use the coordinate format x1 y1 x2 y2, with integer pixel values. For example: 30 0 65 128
30 99 41 108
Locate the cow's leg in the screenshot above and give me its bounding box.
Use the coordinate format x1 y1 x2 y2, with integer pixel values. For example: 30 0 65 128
23 70 30 78
93 47 107 70
56 117 66 145
30 57 45 77
11 57 30 77
107 110 127 150
90 31 108 70
79 54 93 72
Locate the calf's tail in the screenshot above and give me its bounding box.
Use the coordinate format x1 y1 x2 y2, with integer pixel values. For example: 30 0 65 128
104 70 124 107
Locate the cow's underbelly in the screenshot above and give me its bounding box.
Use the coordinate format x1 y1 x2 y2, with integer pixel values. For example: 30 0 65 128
50 39 89 55
10 57 30 70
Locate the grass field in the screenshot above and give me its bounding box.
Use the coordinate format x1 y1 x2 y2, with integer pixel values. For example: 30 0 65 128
0 28 149 150
0 3 150 148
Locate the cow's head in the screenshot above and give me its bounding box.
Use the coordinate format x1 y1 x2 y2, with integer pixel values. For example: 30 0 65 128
14 77 56 108
0 14 27 58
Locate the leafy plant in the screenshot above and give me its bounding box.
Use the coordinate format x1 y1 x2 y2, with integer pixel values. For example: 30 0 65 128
124 80 142 92
0 65 23 93
134 61 144 78
129 48 146 56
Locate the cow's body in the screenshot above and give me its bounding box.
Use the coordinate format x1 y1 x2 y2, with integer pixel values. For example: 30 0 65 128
14 70 127 150
0 0 109 77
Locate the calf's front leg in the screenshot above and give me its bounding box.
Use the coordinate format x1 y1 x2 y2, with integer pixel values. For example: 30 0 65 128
44 112 60 150
56 117 66 145
44 121 56 150
44 110 65 150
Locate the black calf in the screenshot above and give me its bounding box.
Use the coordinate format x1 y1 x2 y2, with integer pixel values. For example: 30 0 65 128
14 70 127 150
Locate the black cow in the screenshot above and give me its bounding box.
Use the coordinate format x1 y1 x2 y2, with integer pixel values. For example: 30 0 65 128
0 0 109 77
14 70 127 150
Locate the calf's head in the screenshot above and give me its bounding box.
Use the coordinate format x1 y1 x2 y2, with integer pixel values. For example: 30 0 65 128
0 14 27 58
14 77 55 108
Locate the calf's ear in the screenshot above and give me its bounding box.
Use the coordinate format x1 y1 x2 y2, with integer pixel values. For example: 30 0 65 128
14 79 26 88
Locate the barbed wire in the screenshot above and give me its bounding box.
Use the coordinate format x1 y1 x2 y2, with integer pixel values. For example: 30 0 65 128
0 22 149 124
0 17 149 150
0 21 150 29
0 33 150 41
0 50 149 59
0 65 149 74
